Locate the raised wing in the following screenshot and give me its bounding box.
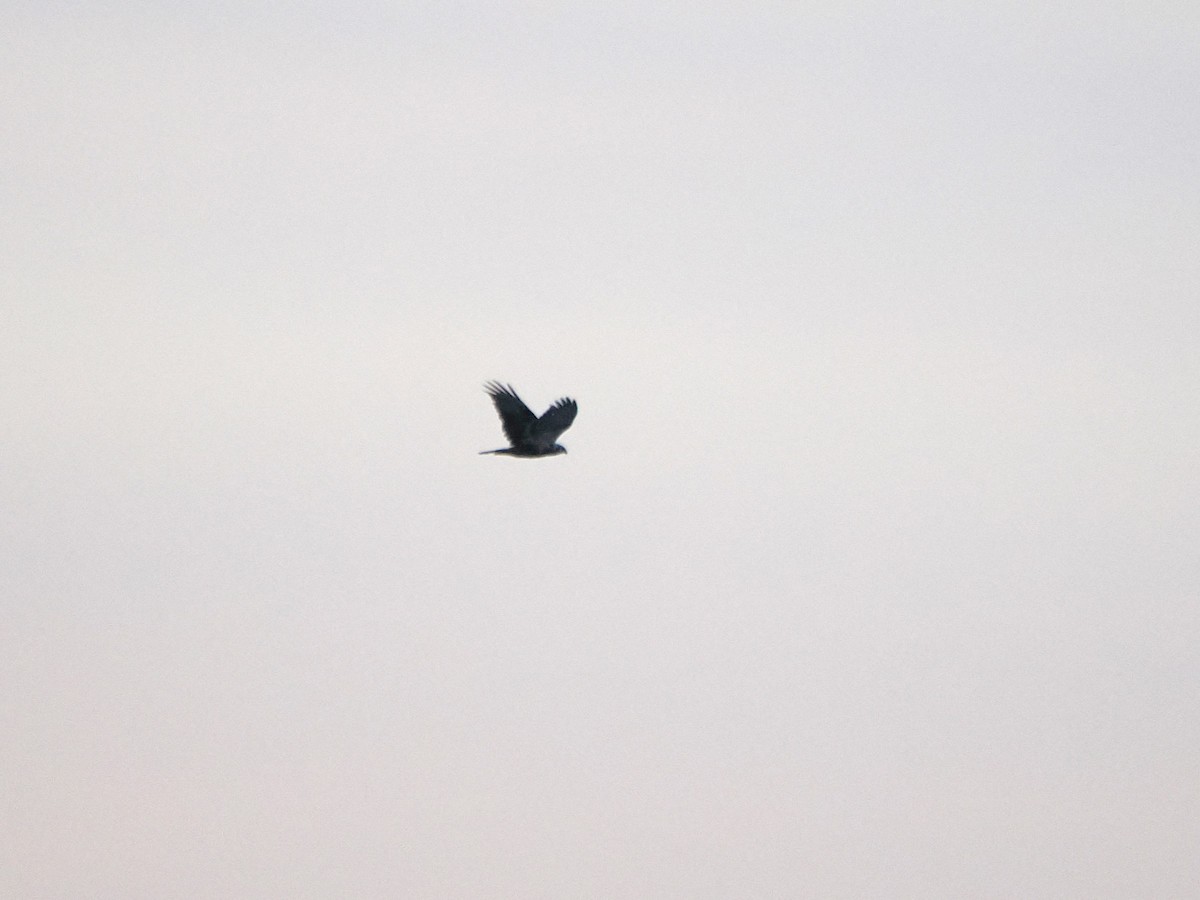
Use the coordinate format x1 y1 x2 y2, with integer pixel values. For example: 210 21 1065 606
484 381 537 447
533 397 578 445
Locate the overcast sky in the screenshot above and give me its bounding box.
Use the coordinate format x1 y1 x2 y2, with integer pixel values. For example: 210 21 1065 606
3 3 1199 897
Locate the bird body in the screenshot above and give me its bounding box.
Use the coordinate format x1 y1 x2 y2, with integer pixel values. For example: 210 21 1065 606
480 381 577 457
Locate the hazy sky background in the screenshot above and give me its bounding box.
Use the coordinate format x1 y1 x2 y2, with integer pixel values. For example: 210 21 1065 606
3 3 1198 897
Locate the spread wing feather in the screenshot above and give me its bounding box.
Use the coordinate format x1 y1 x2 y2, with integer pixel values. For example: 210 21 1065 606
534 397 578 445
484 381 537 446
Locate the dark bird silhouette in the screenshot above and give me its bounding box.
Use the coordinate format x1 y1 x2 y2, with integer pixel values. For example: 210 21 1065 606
480 381 577 457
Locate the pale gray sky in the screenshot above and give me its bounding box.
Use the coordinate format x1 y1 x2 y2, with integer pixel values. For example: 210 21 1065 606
3 3 1199 897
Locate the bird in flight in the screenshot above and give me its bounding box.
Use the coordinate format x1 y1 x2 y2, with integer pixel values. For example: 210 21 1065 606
480 381 578 457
